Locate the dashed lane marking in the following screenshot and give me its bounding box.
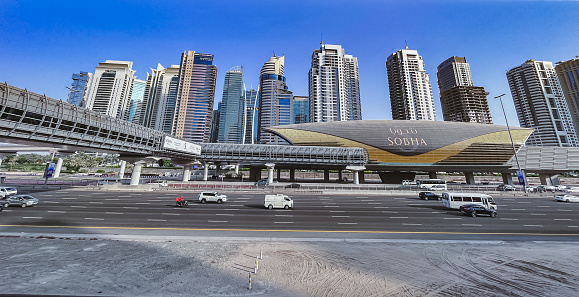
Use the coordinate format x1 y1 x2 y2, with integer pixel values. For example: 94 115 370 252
63 198 77 200
216 214 234 216
390 217 409 219
569 226 579 228
105 212 123 215
530 213 546 216
332 216 350 218
71 206 87 208
537 206 551 208
500 218 519 221
329 211 345 213
554 219 572 221
338 223 357 225
324 206 340 208
374 207 390 209
517 202 531 204
524 225 544 227
147 219 167 222
85 218 104 221
22 217 43 219
360 200 374 202
89 202 103 204
208 221 228 223
368 203 382 205
558 209 573 211
229 204 244 207
402 223 422 226
275 214 293 217
47 211 66 213
462 224 482 227
162 213 180 216
274 222 294 224
123 207 139 209
224 209 240 211
511 209 526 211
105 199 120 201
382 211 398 213
444 218 462 220
136 203 151 205
431 211 446 214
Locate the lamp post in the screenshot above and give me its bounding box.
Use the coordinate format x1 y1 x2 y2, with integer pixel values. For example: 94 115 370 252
495 93 526 193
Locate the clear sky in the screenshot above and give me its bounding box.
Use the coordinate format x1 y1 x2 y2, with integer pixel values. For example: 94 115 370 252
1 0 578 127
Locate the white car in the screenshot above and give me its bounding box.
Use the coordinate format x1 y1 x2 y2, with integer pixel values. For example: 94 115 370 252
198 191 227 204
0 187 17 198
426 184 446 191
554 195 579 203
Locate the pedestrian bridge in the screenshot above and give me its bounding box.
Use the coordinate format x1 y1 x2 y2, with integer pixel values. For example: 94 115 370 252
0 83 369 183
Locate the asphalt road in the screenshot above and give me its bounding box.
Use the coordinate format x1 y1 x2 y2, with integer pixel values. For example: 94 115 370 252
1 189 579 241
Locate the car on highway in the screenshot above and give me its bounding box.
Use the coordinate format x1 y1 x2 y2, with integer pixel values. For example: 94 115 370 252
554 194 579 203
418 192 439 200
424 184 446 191
198 191 227 204
537 185 557 193
254 179 269 188
496 184 514 191
285 183 301 189
459 204 497 217
3 195 39 208
0 187 17 198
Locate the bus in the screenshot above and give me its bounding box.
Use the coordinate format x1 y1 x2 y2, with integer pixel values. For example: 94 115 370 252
441 192 497 210
417 179 447 190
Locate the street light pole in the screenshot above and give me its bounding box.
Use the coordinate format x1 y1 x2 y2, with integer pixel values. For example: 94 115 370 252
495 93 526 193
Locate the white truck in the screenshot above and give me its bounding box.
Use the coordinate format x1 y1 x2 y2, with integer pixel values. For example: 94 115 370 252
264 194 293 209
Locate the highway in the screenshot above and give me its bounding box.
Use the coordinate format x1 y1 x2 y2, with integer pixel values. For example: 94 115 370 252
1 189 579 241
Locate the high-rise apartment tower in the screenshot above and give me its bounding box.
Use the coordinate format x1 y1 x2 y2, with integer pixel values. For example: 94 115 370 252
308 43 361 122
83 60 136 120
218 67 244 143
437 56 492 124
386 47 436 120
66 71 91 107
258 55 293 144
172 51 218 143
555 57 579 134
507 60 578 147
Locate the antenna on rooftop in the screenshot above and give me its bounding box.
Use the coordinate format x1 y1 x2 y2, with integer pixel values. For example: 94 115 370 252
405 40 408 50
320 33 323 46
273 50 276 57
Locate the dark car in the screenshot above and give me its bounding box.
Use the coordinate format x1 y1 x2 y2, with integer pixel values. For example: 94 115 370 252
285 183 301 189
496 184 514 191
460 204 497 217
418 192 439 200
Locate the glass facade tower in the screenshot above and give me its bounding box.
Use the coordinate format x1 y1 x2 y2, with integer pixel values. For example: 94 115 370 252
66 71 90 107
218 66 244 143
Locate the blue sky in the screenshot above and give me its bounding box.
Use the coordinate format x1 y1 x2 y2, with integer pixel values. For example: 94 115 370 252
1 0 578 126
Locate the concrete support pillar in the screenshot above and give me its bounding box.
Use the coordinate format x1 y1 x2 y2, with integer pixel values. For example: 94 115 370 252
234 164 239 175
539 173 559 186
53 158 64 178
353 170 360 185
119 160 127 179
338 170 343 181
464 172 475 185
203 163 209 181
182 166 191 182
324 170 330 182
289 169 295 182
346 166 366 185
428 172 438 179
277 168 281 181
502 172 513 185
130 161 145 185
265 163 275 184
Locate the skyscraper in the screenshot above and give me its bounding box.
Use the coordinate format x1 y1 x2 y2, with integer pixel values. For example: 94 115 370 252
243 88 259 144
66 71 91 107
218 67 244 143
83 60 136 120
258 55 293 144
128 79 146 123
507 60 578 147
209 103 221 143
437 56 492 124
386 47 436 121
308 43 361 122
293 95 309 124
555 57 579 134
172 51 218 143
136 64 180 133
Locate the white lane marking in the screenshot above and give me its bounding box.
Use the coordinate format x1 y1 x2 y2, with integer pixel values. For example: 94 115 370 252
557 209 573 212
147 219 167 222
236 198 250 200
123 207 139 209
47 211 66 213
43 195 53 196
89 202 103 204
63 198 77 200
500 218 519 221
324 206 340 208
105 199 119 201
136 203 151 205
356 197 368 198
338 222 357 225
390 217 409 219
374 207 390 209
382 211 398 213
22 217 43 219
224 209 240 211
274 222 294 224
462 224 482 227
105 212 123 215
208 220 228 223
85 218 104 220
322 202 337 204
368 203 382 205
71 206 87 208
229 204 244 207
360 200 374 202
216 214 234 216
329 211 345 213
524 225 544 227
118 196 132 197
332 216 350 218
518 201 531 204
511 209 526 211
554 219 572 221
569 226 579 228
408 204 423 206
530 213 546 216
402 223 422 226
43 201 59 203
537 206 551 208
275 214 293 217
162 213 180 216
431 211 446 214
444 218 462 220
394 198 405 200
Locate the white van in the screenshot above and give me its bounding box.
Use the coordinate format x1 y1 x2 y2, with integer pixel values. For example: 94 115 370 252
264 194 293 209
441 192 497 210
0 187 17 199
